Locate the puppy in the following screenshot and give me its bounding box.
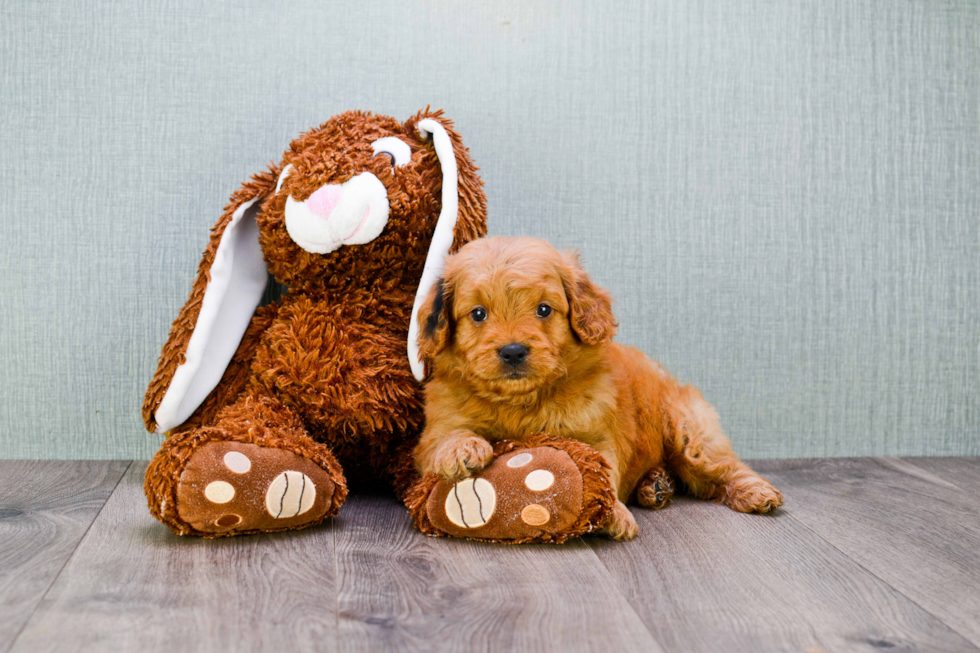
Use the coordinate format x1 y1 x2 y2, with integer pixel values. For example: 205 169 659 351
413 236 782 540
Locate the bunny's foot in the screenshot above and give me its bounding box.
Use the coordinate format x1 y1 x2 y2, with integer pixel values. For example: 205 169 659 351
404 434 615 544
172 441 341 535
145 394 347 537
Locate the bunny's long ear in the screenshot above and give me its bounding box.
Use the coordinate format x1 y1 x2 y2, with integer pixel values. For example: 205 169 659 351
142 171 276 433
407 115 487 381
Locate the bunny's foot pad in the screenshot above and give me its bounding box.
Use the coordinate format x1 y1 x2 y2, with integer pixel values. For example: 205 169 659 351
406 435 616 544
158 441 345 537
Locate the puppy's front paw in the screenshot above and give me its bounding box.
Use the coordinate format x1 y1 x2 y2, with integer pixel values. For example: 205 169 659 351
598 501 638 541
433 436 494 480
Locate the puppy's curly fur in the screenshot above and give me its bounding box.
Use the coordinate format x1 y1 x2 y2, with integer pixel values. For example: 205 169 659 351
414 237 782 540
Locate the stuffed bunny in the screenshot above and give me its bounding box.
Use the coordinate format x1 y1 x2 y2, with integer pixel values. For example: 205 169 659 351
143 108 618 543
142 110 488 536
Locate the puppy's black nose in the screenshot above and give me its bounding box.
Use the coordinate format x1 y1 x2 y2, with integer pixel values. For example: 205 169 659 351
499 343 529 367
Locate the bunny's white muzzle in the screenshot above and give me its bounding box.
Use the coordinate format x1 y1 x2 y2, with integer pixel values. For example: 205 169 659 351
284 172 390 254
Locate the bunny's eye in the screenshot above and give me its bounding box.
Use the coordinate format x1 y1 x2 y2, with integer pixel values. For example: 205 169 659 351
275 164 293 194
371 137 412 169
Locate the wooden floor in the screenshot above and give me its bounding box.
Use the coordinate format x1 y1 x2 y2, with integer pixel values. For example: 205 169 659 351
1 459 979 652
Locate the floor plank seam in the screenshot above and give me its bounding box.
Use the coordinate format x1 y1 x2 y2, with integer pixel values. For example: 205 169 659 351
4 460 134 653
895 457 973 494
581 538 669 652
778 505 980 651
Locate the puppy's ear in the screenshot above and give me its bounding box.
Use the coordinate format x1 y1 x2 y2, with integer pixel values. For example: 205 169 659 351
561 252 617 346
416 275 454 370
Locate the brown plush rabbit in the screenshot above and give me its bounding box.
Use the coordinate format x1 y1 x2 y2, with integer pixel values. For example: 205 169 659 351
143 109 618 542
142 110 488 537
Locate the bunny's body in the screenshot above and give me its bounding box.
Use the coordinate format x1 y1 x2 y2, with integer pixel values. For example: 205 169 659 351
143 111 487 537
246 286 421 482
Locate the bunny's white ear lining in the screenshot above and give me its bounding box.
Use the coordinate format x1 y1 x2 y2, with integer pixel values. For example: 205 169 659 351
153 199 269 433
407 119 459 381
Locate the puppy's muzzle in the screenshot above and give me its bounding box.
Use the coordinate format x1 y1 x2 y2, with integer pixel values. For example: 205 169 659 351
498 343 529 368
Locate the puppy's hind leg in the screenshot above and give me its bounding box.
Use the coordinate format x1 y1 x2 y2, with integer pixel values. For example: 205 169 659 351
667 389 782 514
636 467 674 510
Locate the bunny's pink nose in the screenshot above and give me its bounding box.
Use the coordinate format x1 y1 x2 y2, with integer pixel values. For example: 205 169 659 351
306 184 342 220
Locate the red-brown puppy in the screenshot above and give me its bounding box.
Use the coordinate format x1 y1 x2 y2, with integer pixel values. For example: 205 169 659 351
414 236 782 540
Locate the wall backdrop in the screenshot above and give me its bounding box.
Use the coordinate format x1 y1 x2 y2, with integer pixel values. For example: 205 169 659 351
2 0 978 459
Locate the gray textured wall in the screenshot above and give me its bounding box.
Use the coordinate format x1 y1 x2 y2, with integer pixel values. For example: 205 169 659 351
1 0 977 459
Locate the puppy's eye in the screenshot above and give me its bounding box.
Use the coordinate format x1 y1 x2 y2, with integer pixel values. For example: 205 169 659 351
470 307 488 323
371 137 412 170
536 303 553 318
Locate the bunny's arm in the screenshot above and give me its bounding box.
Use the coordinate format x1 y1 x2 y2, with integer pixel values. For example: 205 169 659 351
159 302 280 434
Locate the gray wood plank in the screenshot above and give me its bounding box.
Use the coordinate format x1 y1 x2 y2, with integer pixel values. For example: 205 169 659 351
10 462 340 653
0 460 129 653
899 457 980 498
333 494 663 653
588 495 975 653
754 458 980 648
